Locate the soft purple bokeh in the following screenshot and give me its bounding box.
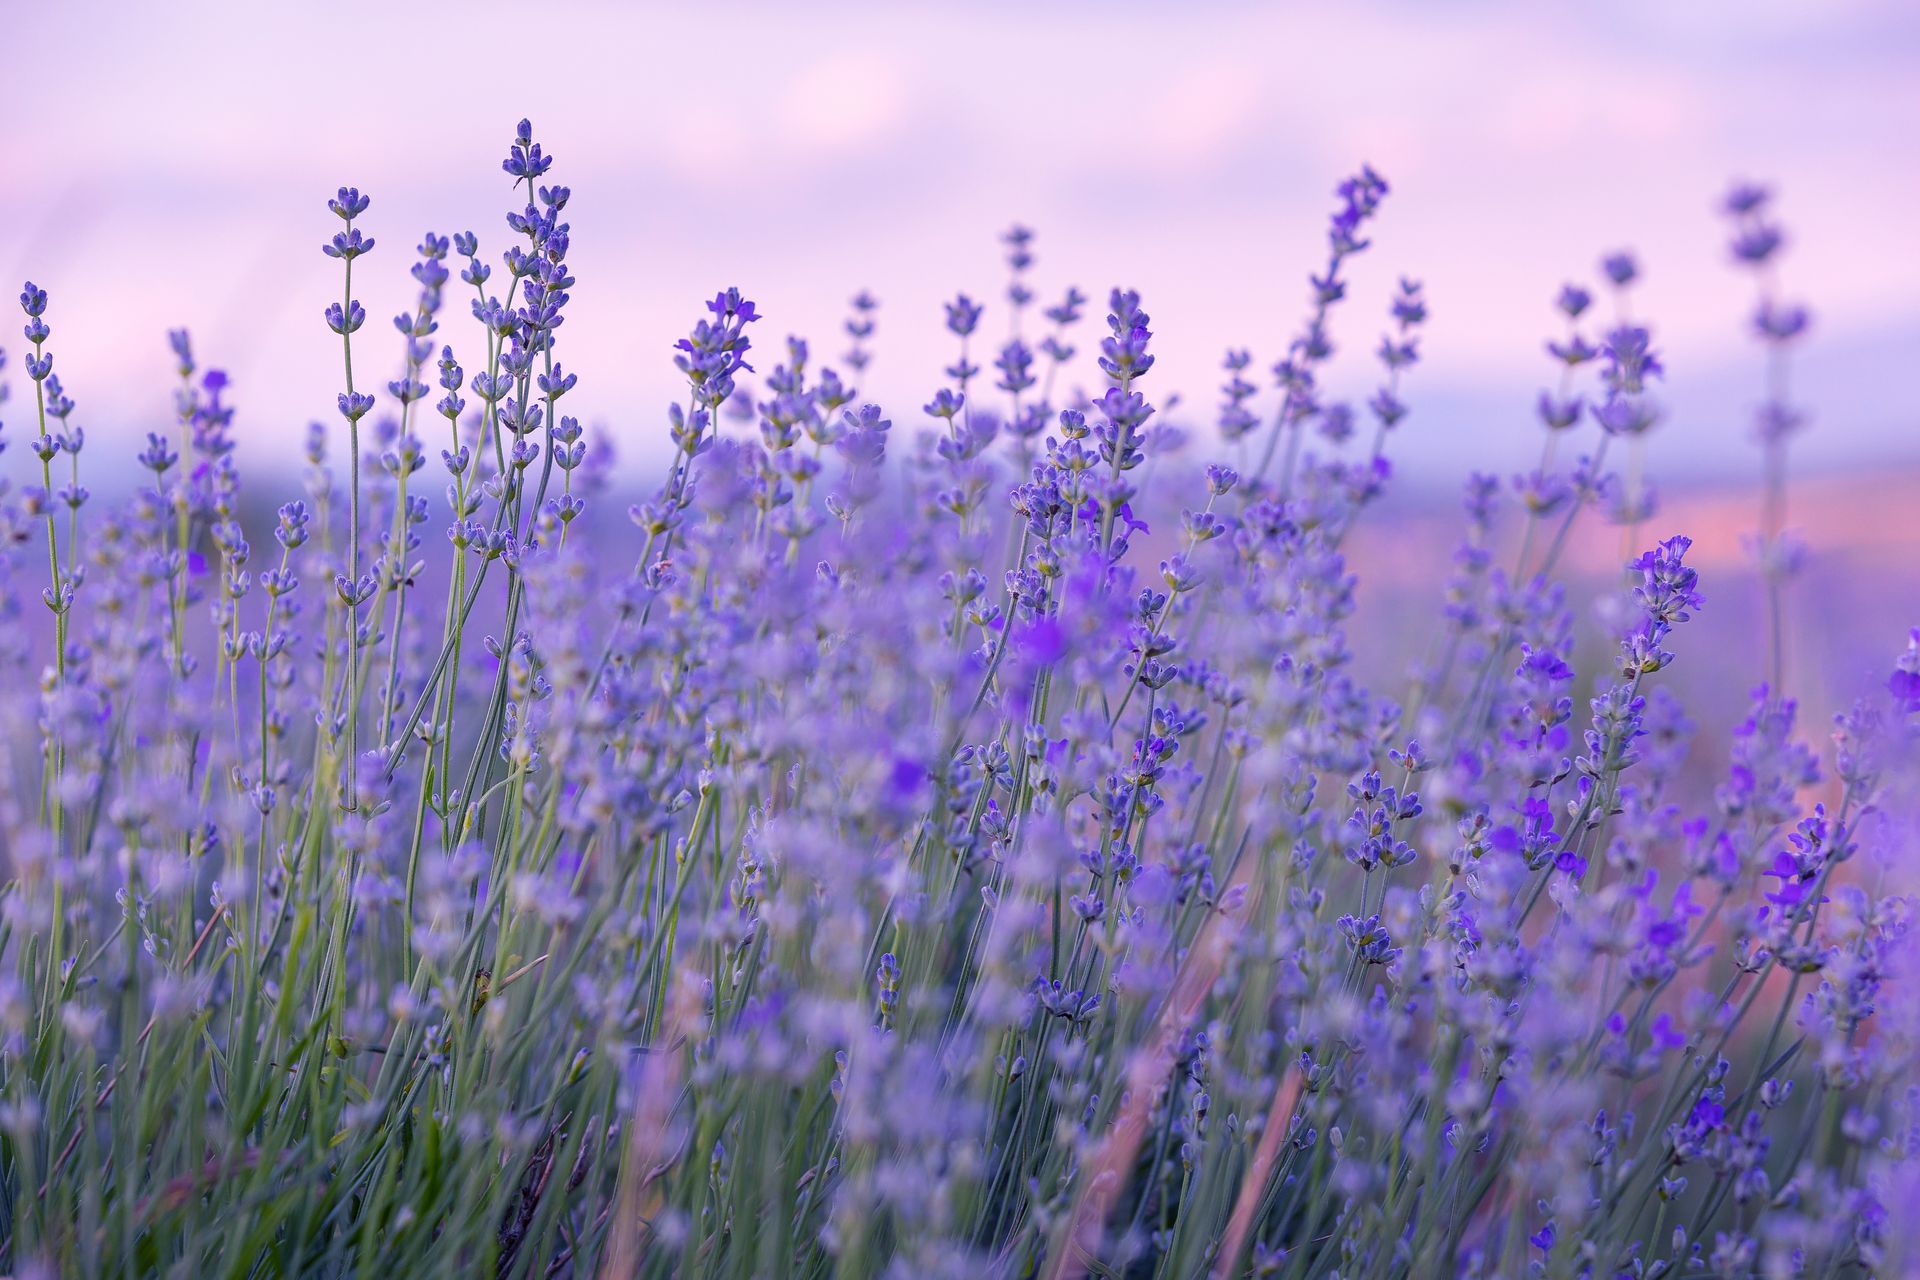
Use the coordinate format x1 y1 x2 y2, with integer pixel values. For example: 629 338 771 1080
6 0 1918 486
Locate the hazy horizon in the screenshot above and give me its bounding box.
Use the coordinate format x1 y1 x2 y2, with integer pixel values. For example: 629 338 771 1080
5 0 1917 490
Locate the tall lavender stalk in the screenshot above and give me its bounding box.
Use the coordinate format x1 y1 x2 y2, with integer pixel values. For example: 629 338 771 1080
0 128 1912 1280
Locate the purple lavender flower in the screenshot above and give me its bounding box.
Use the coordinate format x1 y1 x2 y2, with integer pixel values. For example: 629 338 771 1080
0 119 1908 1280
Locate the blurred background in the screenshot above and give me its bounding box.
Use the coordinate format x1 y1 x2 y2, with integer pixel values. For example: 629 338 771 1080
4 0 1918 705
6 1 1917 474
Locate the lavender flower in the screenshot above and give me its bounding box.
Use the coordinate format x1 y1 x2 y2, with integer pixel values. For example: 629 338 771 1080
0 131 1910 1280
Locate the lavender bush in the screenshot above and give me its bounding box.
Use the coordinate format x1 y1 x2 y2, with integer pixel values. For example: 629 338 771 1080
0 121 1915 1279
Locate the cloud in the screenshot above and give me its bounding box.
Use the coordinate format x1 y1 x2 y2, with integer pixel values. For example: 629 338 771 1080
1140 60 1267 172
779 52 915 158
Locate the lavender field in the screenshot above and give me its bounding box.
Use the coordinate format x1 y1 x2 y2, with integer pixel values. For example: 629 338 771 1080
3 10 1920 1279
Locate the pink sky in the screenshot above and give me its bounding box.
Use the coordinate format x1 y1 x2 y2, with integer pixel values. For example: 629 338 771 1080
5 0 1918 487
